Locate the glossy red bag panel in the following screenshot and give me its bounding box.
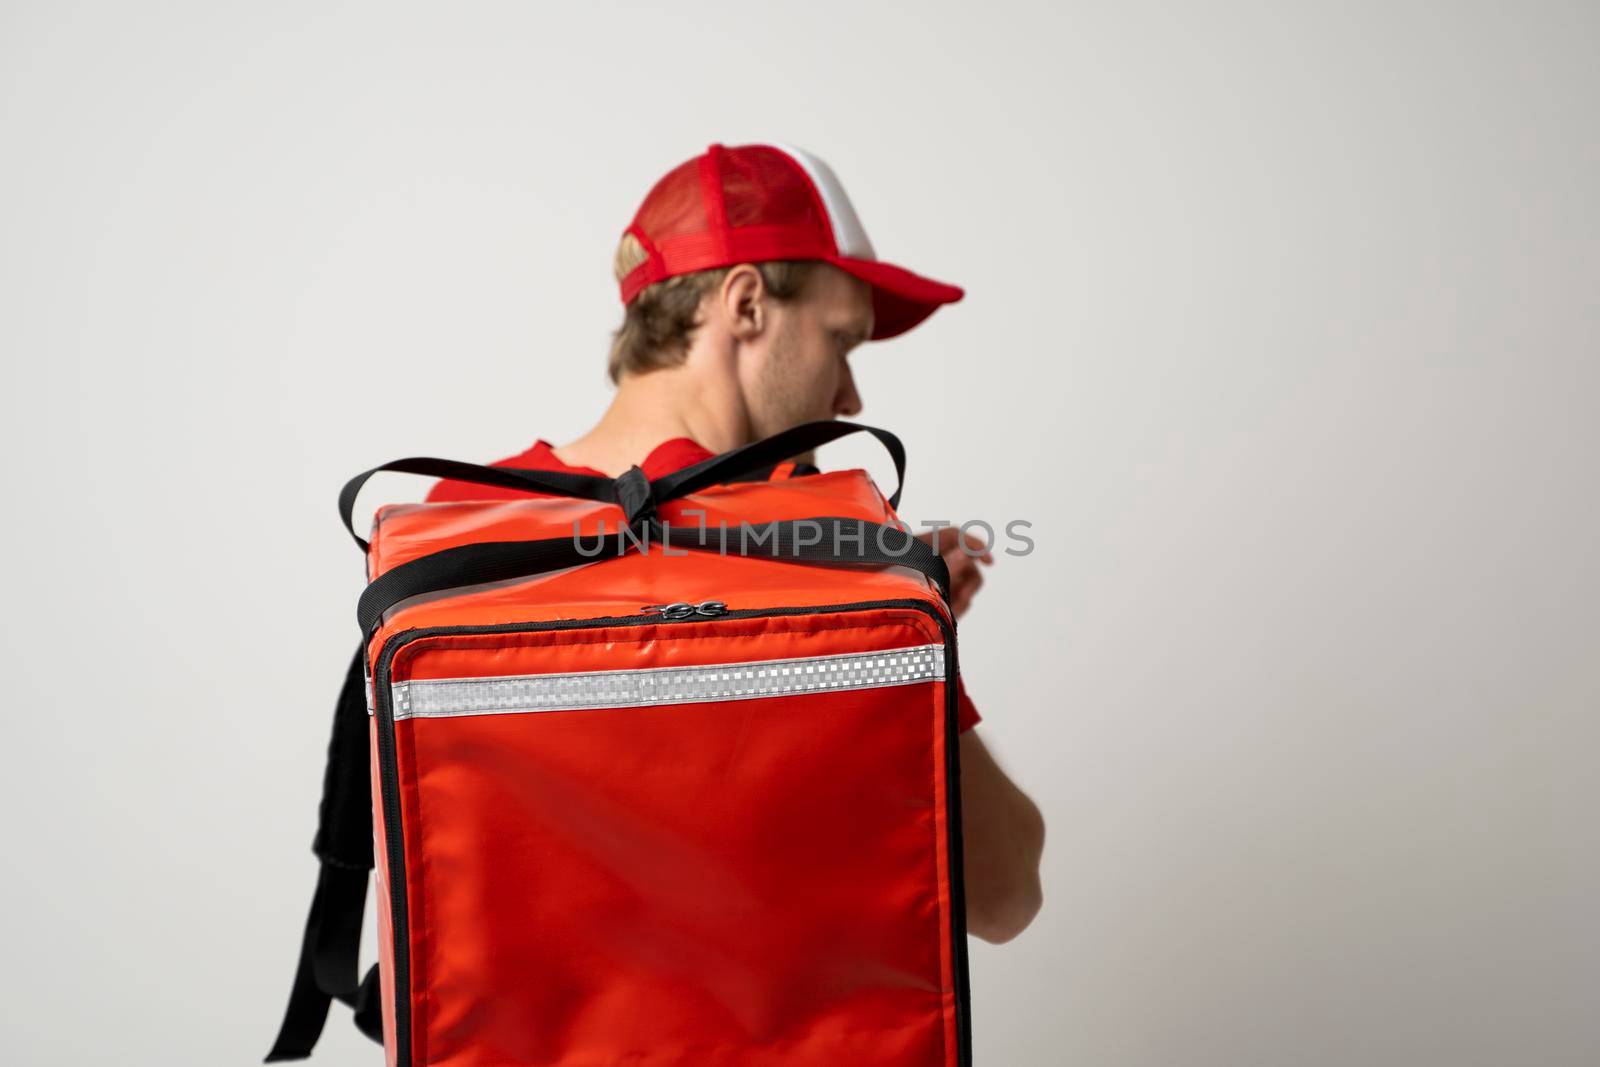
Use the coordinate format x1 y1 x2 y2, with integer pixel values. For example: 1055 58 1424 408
369 470 892 574
392 619 956 1065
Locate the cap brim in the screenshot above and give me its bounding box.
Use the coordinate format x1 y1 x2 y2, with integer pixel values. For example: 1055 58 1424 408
827 256 964 340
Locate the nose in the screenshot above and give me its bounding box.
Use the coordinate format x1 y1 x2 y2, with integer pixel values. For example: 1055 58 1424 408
833 363 864 418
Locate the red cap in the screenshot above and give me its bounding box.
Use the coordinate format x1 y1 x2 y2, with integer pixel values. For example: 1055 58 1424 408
618 143 964 340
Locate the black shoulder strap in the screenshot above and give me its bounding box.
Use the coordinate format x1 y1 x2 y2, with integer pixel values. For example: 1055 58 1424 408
265 649 385 1061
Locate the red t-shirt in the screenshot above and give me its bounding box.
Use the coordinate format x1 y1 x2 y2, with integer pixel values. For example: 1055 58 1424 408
428 437 982 733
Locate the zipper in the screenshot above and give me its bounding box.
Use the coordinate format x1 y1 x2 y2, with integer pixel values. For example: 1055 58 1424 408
639 599 728 619
371 597 969 1067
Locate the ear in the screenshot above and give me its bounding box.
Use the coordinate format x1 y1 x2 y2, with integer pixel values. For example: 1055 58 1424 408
719 264 768 342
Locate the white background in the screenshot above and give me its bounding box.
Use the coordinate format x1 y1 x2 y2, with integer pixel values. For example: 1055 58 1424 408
3 2 1597 1064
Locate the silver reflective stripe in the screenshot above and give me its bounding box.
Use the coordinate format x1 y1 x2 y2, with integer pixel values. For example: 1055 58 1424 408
389 643 945 721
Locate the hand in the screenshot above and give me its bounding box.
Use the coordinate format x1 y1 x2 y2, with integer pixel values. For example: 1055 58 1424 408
917 525 993 619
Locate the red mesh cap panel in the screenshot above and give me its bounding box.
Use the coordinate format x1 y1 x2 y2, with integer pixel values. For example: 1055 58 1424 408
631 158 710 242
626 144 837 299
718 145 828 233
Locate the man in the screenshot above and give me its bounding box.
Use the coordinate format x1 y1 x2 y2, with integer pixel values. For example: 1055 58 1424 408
428 142 1045 943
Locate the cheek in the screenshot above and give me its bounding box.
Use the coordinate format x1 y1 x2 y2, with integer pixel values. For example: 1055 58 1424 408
803 338 841 387
806 350 842 408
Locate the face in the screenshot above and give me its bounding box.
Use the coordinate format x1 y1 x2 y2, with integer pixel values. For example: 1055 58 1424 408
742 264 873 439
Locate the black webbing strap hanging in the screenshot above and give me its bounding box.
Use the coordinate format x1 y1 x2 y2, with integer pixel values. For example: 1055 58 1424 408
652 421 907 509
337 421 907 551
355 516 950 635
265 650 385 1060
338 458 615 550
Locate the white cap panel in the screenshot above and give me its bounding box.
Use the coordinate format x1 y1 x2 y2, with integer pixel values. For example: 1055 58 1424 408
767 142 877 260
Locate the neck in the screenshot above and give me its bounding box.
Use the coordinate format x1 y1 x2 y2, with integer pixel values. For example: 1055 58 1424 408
552 362 750 476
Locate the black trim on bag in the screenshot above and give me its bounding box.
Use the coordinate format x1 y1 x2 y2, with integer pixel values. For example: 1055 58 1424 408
370 598 971 1067
355 516 952 636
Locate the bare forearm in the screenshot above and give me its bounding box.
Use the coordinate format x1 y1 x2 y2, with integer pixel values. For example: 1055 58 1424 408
958 731 1045 943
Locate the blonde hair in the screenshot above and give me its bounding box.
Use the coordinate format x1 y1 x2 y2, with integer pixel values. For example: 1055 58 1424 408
607 234 815 384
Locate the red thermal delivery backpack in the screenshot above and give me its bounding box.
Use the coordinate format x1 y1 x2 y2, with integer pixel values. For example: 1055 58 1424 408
267 421 973 1066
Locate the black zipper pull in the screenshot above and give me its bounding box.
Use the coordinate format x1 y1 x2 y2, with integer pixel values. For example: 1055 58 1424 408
641 600 728 619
